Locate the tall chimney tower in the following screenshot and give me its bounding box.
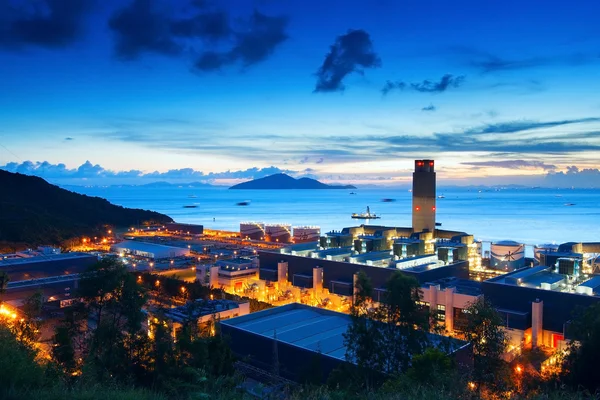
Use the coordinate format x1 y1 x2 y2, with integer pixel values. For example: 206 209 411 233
412 159 436 233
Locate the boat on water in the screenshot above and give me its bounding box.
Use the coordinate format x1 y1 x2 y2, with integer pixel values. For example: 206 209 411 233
437 195 445 199
564 203 576 206
236 201 250 206
188 194 198 198
381 198 396 202
435 222 442 227
183 205 198 208
349 192 357 195
351 206 380 219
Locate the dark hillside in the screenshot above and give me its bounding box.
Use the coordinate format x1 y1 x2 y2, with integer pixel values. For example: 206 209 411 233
0 170 172 246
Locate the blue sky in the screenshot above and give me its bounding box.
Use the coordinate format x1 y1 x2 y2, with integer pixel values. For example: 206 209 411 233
1 0 600 186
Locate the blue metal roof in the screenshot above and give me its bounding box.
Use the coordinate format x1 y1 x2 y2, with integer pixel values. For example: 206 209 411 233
220 303 467 363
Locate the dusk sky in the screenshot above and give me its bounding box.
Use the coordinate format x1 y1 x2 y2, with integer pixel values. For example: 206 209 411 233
1 0 600 186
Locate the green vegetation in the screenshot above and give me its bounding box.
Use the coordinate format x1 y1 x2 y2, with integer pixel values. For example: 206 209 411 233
0 170 172 247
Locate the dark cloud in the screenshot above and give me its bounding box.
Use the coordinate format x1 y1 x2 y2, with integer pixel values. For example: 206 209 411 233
108 0 182 60
193 10 288 71
381 80 405 95
462 160 557 171
411 74 465 93
422 104 436 112
170 10 230 41
314 29 381 92
381 74 465 95
64 137 74 141
0 0 92 49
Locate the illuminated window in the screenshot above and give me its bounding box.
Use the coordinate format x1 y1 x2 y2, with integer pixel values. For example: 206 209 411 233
436 304 446 321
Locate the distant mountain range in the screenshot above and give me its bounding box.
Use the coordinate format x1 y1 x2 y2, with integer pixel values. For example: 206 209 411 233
0 170 172 247
229 173 357 190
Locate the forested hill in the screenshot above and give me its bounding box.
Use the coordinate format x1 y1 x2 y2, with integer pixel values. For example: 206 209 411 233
0 170 172 246
229 173 356 189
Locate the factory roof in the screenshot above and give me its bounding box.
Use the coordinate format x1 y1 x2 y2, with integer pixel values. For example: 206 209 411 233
493 240 523 246
160 299 241 323
221 303 467 362
423 278 482 296
0 252 95 266
111 240 189 253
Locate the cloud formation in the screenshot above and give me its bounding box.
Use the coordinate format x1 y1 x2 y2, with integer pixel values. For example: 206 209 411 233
422 104 436 112
194 10 288 71
0 0 92 49
462 160 557 171
463 117 600 135
0 160 294 184
382 74 465 95
109 0 183 59
108 1 288 70
314 29 381 92
544 167 600 188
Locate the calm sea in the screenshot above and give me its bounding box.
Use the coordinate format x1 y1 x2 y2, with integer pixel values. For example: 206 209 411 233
67 185 600 248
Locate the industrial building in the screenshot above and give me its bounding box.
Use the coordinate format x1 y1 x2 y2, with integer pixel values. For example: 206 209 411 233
412 159 436 233
110 240 191 259
165 222 204 236
490 240 526 271
198 257 260 292
148 298 249 339
482 264 600 350
240 223 321 244
0 252 97 281
219 303 470 382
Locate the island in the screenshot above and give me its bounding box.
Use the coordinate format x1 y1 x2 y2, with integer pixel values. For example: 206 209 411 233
229 173 357 190
0 170 173 248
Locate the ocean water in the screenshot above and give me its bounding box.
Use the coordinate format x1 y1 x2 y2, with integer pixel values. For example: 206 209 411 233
68 185 600 247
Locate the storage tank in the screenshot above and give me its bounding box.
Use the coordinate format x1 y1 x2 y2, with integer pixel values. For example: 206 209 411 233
490 240 525 271
265 224 292 243
534 243 559 262
240 222 265 241
293 226 321 243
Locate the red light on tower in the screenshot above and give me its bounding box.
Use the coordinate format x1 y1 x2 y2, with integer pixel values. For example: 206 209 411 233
429 161 434 167
415 206 420 211
432 206 436 211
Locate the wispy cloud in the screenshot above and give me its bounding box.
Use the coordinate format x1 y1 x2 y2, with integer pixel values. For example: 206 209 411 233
462 160 557 171
314 29 381 92
421 104 436 112
382 74 465 95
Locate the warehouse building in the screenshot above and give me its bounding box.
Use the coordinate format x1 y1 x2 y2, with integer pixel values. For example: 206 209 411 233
220 303 470 383
165 222 204 236
111 240 190 259
0 252 97 281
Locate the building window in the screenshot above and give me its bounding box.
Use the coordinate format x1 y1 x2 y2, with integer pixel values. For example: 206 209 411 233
436 304 446 321
416 300 430 311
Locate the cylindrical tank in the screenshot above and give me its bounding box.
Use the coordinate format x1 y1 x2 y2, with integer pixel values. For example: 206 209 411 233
293 226 321 243
265 224 292 243
240 222 265 241
534 244 559 262
490 240 525 271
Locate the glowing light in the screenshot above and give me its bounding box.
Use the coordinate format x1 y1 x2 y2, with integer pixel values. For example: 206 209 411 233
468 382 476 390
415 206 420 211
155 280 160 287
515 365 523 374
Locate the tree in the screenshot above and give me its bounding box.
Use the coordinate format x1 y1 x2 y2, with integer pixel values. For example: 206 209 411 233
561 302 600 392
378 272 430 374
12 291 43 346
463 297 508 390
0 270 8 304
343 270 383 389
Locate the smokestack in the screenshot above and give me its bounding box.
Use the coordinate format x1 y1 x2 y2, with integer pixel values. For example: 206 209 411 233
412 159 436 233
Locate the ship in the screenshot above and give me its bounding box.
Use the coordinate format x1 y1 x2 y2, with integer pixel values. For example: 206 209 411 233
351 206 380 219
183 205 198 208
236 201 250 206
